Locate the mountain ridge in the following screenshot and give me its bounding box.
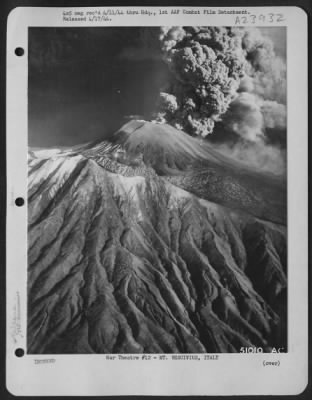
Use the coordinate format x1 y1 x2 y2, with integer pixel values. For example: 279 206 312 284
27 120 287 353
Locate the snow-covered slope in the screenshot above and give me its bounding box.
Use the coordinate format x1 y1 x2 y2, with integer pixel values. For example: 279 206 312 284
27 120 287 353
79 120 286 224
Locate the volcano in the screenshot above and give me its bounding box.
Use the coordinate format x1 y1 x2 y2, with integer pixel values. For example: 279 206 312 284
28 120 287 354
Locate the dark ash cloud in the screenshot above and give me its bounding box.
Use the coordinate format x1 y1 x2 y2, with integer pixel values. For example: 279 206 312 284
154 26 286 175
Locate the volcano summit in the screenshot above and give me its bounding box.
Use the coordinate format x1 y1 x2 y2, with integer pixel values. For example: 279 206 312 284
28 120 287 354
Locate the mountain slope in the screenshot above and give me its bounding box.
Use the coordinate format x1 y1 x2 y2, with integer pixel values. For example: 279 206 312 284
81 120 286 224
28 121 287 353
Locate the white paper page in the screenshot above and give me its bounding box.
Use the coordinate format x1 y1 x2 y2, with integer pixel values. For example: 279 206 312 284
6 6 308 396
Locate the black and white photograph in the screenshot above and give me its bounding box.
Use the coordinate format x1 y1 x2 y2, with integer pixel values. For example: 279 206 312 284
5 6 308 396
27 25 287 354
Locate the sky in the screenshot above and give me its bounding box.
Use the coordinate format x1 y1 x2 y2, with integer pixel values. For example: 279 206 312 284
28 27 286 148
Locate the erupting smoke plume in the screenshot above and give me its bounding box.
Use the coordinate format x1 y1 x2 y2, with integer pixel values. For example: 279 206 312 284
214 140 286 176
156 26 286 144
242 28 286 104
156 27 246 136
222 93 286 142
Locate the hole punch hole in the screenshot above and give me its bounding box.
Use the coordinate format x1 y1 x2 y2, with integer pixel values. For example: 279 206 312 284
15 47 24 56
15 197 25 207
15 348 25 358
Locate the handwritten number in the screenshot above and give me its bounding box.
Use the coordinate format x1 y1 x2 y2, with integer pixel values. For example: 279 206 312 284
276 13 285 22
233 12 285 25
259 14 265 22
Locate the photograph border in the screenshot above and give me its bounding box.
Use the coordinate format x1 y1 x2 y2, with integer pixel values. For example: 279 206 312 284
4 3 310 397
